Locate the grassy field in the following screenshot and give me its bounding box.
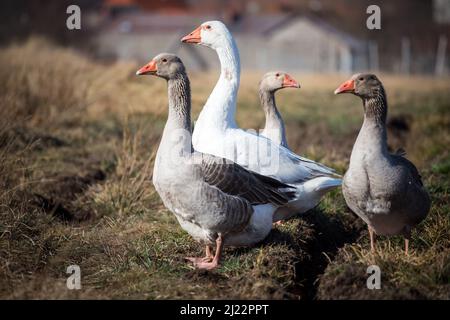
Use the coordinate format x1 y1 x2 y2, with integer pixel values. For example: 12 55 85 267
0 38 449 299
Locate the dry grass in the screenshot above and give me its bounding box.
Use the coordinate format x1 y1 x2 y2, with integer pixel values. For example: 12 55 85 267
0 38 449 299
84 126 158 217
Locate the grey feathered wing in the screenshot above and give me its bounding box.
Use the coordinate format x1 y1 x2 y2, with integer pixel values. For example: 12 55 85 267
197 153 296 206
392 153 424 187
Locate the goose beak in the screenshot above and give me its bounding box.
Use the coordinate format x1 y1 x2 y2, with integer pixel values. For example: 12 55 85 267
334 79 355 94
282 74 300 88
181 26 202 43
136 60 157 76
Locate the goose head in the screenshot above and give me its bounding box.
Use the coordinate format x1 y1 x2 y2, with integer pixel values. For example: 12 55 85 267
181 21 232 50
260 72 300 93
136 53 186 80
334 73 383 99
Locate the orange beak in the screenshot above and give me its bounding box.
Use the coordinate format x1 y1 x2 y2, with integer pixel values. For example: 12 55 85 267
334 79 355 94
282 74 300 88
181 25 202 43
136 60 157 76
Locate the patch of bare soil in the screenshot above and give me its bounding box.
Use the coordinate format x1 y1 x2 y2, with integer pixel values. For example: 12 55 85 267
291 209 365 299
6 126 109 222
0 126 67 151
33 169 106 221
316 257 428 300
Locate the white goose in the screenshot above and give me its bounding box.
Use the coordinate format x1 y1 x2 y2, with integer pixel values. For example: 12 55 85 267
136 53 296 269
181 21 341 222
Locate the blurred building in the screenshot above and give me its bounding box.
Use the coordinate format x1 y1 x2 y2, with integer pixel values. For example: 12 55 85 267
3 0 443 74
90 0 449 74
95 11 369 73
433 0 450 24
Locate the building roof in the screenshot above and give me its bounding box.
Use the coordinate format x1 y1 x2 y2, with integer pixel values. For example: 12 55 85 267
265 14 365 49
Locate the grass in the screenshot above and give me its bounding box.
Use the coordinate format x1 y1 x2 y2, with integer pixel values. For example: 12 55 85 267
0 38 449 299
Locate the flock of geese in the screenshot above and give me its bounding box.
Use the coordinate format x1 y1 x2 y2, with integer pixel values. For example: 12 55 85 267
136 20 431 270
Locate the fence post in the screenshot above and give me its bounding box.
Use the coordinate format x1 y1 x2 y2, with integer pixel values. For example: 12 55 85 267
369 41 379 72
435 35 448 76
400 37 411 74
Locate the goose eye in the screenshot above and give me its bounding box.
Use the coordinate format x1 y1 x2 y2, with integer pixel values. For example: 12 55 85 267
206 25 211 30
275 73 280 77
359 77 364 81
162 58 167 63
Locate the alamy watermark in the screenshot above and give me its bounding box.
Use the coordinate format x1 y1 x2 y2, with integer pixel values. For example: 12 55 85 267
66 4 381 31
367 5 381 30
66 5 81 30
366 265 381 290
66 265 81 290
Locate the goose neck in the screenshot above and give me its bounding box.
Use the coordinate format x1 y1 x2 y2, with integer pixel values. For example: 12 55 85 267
167 74 192 133
198 37 240 130
259 89 288 148
158 74 193 159
260 90 276 118
358 89 389 154
260 90 282 126
363 87 388 125
216 38 240 83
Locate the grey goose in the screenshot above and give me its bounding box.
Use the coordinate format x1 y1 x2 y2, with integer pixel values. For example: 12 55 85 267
136 53 296 269
335 73 430 254
259 71 300 149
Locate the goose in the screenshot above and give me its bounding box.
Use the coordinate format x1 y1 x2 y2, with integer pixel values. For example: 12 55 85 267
136 53 296 269
334 73 430 254
259 71 300 149
181 21 341 222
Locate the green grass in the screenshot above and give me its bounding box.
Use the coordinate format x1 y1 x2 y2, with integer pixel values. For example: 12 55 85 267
0 39 449 299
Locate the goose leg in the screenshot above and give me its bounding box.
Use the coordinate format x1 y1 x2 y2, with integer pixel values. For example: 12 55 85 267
192 234 224 270
368 226 376 254
404 226 411 255
205 245 214 261
185 245 214 264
